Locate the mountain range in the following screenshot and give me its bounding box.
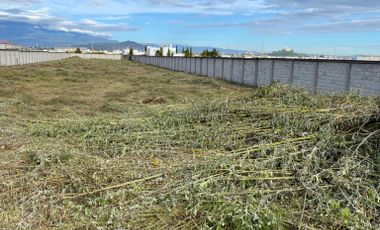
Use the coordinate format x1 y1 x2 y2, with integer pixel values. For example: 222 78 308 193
0 21 249 54
0 21 115 47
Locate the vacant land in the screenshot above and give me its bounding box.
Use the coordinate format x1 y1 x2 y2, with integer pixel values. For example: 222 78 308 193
0 58 379 229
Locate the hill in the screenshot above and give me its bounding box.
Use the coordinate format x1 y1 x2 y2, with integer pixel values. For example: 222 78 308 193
0 21 116 47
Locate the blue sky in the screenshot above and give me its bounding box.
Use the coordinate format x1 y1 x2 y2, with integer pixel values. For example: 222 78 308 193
1 0 380 55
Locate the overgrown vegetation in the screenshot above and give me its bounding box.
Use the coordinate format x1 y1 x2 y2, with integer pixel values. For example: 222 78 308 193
0 58 379 229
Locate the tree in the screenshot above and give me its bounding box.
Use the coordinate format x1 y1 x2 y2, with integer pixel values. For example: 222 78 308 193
201 48 220 57
182 47 185 54
74 47 81 53
156 48 163 57
144 46 147 52
184 47 192 57
128 48 133 61
167 50 171 57
201 49 209 57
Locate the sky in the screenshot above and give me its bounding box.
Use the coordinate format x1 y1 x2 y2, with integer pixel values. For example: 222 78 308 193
1 0 380 55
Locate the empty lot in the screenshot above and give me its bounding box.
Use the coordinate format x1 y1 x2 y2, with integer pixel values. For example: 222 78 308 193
0 58 379 229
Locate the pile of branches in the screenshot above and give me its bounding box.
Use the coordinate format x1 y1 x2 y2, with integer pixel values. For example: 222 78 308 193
1 82 378 229
144 85 380 229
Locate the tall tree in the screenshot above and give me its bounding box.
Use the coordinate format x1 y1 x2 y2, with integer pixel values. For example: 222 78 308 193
156 47 163 57
74 47 81 54
128 48 133 60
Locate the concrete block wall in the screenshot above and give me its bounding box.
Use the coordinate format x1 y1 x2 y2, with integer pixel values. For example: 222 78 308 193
214 59 223 79
293 61 317 91
243 60 256 86
207 59 215 78
273 60 292 83
223 59 233 81
132 55 380 96
232 59 244 84
0 50 122 67
350 64 380 96
257 60 274 87
317 62 349 93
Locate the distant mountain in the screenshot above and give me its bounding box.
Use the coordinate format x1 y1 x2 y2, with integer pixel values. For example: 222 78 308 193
0 21 116 47
0 21 252 54
79 41 145 51
79 41 251 54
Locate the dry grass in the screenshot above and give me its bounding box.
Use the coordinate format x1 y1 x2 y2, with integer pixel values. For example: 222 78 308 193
0 58 379 229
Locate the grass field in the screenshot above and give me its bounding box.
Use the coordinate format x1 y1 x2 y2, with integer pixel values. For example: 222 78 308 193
0 58 379 229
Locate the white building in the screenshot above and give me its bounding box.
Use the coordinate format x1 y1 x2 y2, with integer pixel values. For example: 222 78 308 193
354 56 380 61
53 47 77 53
0 41 23 50
146 46 160 56
162 44 176 56
146 45 177 56
123 49 145 56
173 53 185 57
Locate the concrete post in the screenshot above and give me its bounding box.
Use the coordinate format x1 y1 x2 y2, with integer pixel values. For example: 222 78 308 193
254 59 259 86
270 60 275 83
206 58 209 76
3 50 7 66
213 58 216 78
230 59 234 81
289 60 295 84
346 63 352 92
242 60 246 84
313 62 320 94
222 59 225 80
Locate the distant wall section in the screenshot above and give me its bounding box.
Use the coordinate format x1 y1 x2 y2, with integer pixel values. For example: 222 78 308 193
0 50 122 66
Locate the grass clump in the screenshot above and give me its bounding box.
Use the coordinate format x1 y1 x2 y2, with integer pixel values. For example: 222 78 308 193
0 58 379 229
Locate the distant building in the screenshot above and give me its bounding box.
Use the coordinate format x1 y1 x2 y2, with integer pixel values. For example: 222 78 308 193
79 47 91 53
173 53 185 57
282 47 293 52
146 45 177 56
354 56 380 61
53 47 77 53
161 44 176 56
53 47 92 53
123 49 144 56
146 46 160 56
0 41 23 50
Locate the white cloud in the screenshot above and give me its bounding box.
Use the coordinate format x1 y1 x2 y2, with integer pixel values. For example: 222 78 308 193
1 0 380 37
0 7 138 38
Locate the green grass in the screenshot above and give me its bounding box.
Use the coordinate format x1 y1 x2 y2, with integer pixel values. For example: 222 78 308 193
0 58 379 229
